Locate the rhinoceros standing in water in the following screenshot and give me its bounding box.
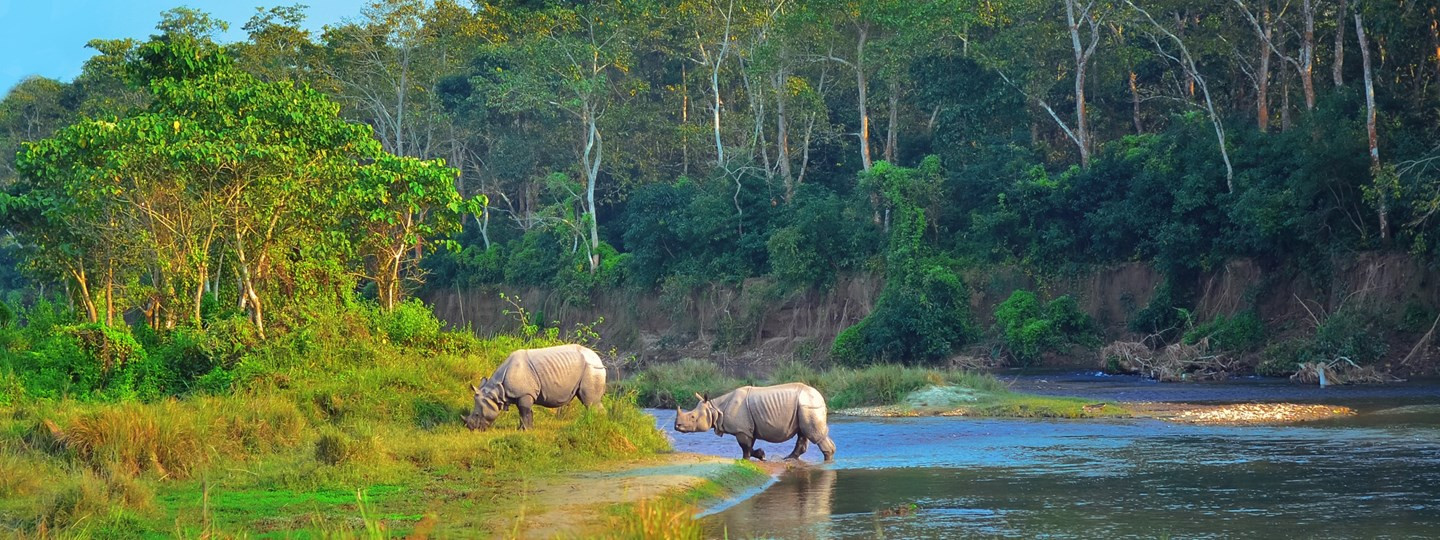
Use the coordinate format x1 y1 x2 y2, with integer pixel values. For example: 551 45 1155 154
674 383 836 462
464 344 606 431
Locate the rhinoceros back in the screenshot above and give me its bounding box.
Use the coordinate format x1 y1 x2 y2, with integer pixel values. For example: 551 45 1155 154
522 344 605 407
738 383 822 443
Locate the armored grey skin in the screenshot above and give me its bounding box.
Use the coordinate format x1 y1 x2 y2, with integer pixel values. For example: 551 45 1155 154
674 383 836 462
464 344 607 431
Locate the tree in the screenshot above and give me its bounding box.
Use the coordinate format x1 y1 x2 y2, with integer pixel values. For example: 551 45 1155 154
5 35 478 336
345 154 477 310
0 77 70 184
1353 11 1385 241
485 1 646 273
970 0 1110 168
236 4 325 83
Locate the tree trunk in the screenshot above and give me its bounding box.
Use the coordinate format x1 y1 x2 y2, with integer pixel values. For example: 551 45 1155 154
1175 11 1195 98
105 262 115 327
1431 9 1440 84
710 40 727 166
682 64 690 177
797 110 816 187
1299 0 1316 110
583 108 602 272
1126 0 1234 191
71 266 98 324
1066 0 1098 167
884 76 899 164
1333 0 1347 86
1130 70 1144 134
1279 36 1292 131
1257 3 1273 131
1355 13 1386 240
775 68 794 201
233 230 266 339
854 24 872 172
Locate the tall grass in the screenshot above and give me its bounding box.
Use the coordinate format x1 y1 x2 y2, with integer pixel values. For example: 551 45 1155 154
618 358 750 408
605 498 703 540
0 303 676 536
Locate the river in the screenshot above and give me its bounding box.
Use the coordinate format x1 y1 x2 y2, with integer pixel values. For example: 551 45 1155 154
648 373 1440 538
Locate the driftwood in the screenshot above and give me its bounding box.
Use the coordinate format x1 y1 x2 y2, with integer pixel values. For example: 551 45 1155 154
1101 338 1235 382
1291 358 1404 385
1400 312 1440 366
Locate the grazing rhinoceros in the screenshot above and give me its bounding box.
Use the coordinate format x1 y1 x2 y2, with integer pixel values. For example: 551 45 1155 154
674 383 836 462
464 344 606 431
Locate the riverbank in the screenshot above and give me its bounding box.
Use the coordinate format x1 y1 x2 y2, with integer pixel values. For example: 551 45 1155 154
494 452 769 538
835 396 1357 425
0 323 681 537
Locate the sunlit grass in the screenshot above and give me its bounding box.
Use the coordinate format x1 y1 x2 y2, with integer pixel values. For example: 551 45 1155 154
0 315 676 537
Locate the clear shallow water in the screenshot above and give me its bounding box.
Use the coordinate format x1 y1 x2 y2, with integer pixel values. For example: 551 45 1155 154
648 379 1440 539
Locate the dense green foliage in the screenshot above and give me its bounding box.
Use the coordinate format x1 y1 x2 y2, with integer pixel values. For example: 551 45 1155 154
0 300 671 536
3 1 1439 366
994 291 1097 365
832 159 976 365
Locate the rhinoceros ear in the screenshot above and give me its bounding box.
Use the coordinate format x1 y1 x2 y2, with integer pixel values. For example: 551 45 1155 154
470 383 481 395
694 392 706 404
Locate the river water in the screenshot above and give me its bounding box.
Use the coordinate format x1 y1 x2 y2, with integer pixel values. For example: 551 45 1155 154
648 373 1440 539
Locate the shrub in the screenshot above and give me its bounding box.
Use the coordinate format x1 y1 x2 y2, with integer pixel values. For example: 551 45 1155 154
1184 311 1265 352
1308 308 1388 365
606 498 702 540
374 299 442 347
314 425 382 466
819 364 940 409
833 259 976 366
994 290 1096 365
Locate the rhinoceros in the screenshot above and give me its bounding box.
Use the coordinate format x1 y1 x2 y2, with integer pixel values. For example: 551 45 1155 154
674 383 836 462
464 344 607 431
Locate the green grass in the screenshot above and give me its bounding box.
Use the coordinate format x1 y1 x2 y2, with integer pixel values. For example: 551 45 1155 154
603 460 766 540
0 307 676 538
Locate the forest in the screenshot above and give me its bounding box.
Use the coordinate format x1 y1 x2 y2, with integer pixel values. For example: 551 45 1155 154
2 0 1440 536
1 0 1438 384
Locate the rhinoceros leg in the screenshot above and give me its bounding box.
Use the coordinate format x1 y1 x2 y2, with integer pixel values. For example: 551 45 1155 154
517 395 535 430
735 434 765 461
800 420 836 462
817 436 836 462
784 437 809 460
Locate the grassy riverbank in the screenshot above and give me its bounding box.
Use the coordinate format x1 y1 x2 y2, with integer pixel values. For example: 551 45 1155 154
622 359 1128 419
0 306 688 537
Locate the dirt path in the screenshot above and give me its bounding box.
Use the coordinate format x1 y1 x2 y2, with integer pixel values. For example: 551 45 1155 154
495 452 759 539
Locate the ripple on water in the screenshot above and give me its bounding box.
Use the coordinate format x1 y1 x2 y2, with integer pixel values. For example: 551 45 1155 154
649 407 1440 538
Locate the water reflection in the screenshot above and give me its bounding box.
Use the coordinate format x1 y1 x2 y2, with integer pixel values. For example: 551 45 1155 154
666 409 1440 539
706 467 837 539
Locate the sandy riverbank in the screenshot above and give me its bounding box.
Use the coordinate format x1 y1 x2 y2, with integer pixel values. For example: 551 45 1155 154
494 452 770 538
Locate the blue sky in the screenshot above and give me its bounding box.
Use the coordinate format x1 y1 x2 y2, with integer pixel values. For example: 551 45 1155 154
0 0 364 94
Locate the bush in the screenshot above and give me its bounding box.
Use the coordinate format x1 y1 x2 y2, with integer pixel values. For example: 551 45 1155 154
1184 311 1265 352
374 299 442 347
833 259 976 366
1308 308 1388 365
994 290 1096 365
